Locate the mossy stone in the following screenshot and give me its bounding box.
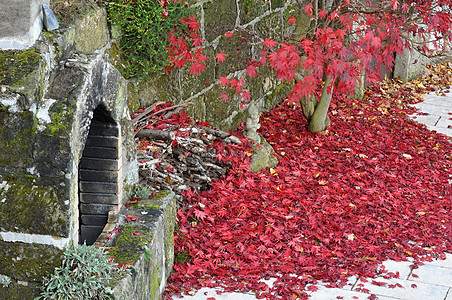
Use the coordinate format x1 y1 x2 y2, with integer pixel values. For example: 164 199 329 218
70 7 109 54
0 280 40 300
0 241 63 283
203 0 238 43
0 110 35 168
0 175 70 236
108 224 155 264
0 49 40 86
249 134 278 172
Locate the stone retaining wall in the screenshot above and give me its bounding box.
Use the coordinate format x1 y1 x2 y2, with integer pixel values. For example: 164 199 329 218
0 6 138 298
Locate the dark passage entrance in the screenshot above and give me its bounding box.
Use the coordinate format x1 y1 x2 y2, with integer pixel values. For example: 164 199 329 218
79 105 122 245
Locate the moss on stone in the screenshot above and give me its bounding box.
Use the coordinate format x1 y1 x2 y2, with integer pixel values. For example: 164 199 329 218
0 174 69 236
108 224 155 264
148 262 161 300
0 49 41 86
0 110 35 168
249 134 278 172
0 280 40 299
0 241 63 283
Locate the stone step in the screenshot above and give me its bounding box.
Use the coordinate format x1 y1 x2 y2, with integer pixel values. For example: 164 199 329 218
79 181 122 194
89 120 119 136
80 225 105 245
80 214 108 225
79 169 122 183
85 135 120 148
82 145 120 159
80 203 118 215
79 193 118 204
79 156 122 171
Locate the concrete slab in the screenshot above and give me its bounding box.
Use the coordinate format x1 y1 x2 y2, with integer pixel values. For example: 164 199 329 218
409 264 452 286
410 114 441 126
354 277 449 300
445 288 452 300
426 126 452 137
379 260 413 280
436 116 452 128
308 285 398 300
411 103 451 117
422 253 452 269
173 288 257 300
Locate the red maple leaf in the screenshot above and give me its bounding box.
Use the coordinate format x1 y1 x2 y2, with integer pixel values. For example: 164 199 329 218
218 76 229 87
224 32 234 38
125 214 139 222
194 209 207 221
182 15 200 31
246 64 258 78
220 93 228 102
189 62 206 76
215 52 227 63
241 90 251 101
288 16 296 24
262 38 277 49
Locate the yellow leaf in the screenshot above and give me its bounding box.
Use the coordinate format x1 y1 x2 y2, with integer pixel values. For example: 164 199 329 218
313 173 321 179
402 153 413 159
270 168 276 175
416 211 426 216
349 203 355 207
318 180 328 186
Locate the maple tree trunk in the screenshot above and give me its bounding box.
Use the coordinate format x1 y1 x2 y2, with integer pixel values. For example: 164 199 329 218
305 76 333 133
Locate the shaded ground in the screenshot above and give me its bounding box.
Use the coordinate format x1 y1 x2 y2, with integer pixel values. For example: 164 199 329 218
148 66 452 300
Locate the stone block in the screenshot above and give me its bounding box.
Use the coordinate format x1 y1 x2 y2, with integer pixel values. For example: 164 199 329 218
79 169 121 183
79 156 122 171
82 146 120 159
80 203 118 215
0 279 40 300
0 0 50 50
0 240 62 283
81 214 108 225
108 191 177 300
0 175 70 237
71 7 109 54
79 181 121 194
394 47 429 82
80 193 119 205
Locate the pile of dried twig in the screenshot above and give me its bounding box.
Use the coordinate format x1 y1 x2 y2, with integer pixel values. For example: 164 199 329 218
133 102 242 198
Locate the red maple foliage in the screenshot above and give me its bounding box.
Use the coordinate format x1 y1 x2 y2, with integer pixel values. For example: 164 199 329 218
213 0 452 132
164 82 452 299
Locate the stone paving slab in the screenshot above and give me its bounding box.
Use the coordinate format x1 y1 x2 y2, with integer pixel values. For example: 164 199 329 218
409 264 452 286
353 277 450 300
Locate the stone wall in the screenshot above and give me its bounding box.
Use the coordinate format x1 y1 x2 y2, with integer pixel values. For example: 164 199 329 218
124 0 301 130
0 6 138 298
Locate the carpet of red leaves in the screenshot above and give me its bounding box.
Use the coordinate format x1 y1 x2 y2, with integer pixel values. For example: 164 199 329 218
164 81 452 299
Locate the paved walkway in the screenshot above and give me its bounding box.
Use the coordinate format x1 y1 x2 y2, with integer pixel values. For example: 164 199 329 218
175 91 452 300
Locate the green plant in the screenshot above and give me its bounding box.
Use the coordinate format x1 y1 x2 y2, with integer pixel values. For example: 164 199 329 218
102 0 192 79
131 183 154 200
36 244 128 300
